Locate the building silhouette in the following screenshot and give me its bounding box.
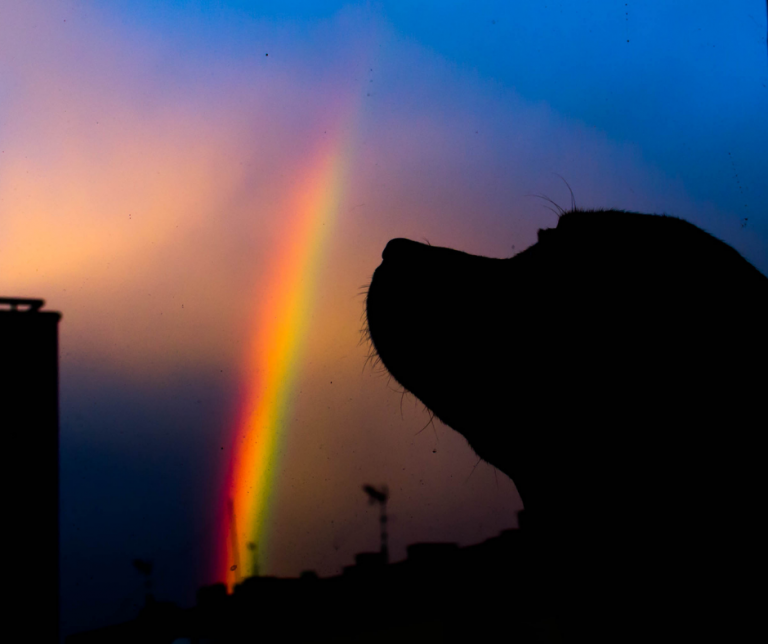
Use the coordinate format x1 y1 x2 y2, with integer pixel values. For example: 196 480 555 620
65 513 549 644
0 298 62 643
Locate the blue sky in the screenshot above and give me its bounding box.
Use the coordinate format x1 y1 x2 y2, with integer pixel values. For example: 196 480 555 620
97 1 768 253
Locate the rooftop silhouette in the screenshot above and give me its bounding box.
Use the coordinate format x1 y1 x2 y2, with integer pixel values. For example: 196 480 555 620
66 512 560 644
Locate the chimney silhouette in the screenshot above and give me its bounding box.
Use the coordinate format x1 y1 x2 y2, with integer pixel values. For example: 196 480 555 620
0 298 62 642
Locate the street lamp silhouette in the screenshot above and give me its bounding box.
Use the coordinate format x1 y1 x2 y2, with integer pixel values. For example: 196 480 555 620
247 541 259 577
132 559 154 606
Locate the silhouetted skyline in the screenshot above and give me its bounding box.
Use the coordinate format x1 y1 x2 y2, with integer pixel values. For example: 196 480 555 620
66 514 553 643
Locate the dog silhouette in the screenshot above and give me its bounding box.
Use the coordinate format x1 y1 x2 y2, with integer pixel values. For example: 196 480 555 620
365 209 767 643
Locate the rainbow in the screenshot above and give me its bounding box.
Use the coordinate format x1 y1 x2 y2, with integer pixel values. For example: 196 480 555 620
215 112 358 591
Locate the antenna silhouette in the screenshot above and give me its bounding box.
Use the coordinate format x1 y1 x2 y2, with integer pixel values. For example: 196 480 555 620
228 498 242 585
363 484 389 563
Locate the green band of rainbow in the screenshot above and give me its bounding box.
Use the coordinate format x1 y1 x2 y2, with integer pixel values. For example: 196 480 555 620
215 103 360 589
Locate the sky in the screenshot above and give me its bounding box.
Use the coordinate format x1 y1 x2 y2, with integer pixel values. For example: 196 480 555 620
1 1 766 641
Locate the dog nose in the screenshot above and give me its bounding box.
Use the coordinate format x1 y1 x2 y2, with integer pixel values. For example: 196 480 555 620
382 238 423 262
